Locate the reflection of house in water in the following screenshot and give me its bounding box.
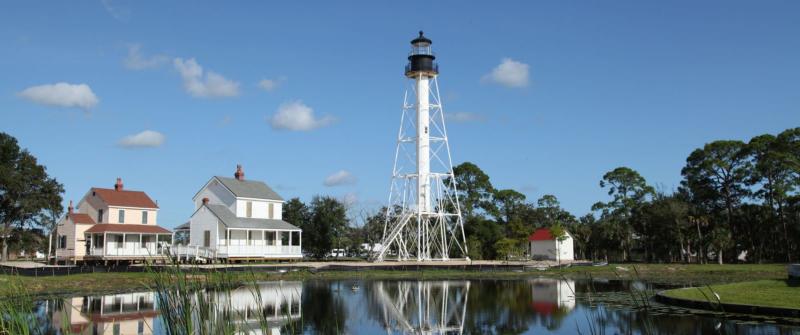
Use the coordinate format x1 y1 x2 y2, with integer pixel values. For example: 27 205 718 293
210 281 303 334
529 278 576 315
370 280 470 334
49 291 158 334
47 281 303 335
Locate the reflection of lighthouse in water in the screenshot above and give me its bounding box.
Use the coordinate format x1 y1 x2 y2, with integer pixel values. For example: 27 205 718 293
529 278 576 315
371 280 470 334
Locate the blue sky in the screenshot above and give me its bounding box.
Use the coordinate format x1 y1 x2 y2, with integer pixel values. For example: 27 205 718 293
1 1 798 229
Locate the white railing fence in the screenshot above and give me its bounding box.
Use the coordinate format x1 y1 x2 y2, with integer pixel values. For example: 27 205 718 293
90 242 170 257
217 245 301 257
169 244 217 260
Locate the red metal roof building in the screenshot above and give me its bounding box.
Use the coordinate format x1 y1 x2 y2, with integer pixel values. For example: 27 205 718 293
54 178 171 264
528 228 557 241
528 228 574 261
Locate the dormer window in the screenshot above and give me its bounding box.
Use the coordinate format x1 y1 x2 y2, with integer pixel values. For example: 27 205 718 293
246 201 253 218
97 209 104 223
118 209 125 223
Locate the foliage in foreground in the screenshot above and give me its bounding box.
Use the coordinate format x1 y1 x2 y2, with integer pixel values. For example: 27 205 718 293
147 263 306 335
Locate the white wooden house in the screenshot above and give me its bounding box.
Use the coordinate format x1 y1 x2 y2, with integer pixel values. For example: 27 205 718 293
528 228 574 262
55 178 172 264
180 165 302 260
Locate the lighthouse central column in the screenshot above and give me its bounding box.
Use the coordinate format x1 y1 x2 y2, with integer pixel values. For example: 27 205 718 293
416 75 431 214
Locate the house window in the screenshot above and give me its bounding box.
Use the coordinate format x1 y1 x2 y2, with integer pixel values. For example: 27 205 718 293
59 235 67 249
203 230 211 247
94 235 104 248
98 209 104 223
265 231 276 246
246 201 252 218
118 210 125 223
142 211 148 224
268 203 274 219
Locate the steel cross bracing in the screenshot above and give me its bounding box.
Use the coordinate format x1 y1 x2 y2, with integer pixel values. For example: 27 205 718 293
377 75 468 261
374 281 470 335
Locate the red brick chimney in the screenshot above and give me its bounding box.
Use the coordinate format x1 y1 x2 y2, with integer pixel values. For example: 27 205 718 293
234 164 245 181
114 177 124 191
68 200 74 215
202 197 210 205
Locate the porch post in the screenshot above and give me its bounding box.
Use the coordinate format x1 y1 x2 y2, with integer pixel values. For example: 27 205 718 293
103 232 107 256
122 233 126 256
299 231 302 256
139 234 143 256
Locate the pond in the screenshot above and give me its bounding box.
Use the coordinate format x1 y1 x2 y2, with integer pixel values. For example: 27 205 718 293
32 277 800 334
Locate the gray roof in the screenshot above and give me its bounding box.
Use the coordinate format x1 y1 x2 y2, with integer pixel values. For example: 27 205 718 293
215 176 284 201
175 222 190 230
206 204 300 231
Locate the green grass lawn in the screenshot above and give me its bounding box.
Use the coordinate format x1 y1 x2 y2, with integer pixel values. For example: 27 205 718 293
0 263 789 298
662 279 800 309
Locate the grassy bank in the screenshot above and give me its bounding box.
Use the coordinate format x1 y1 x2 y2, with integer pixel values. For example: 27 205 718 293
662 279 800 309
0 263 788 298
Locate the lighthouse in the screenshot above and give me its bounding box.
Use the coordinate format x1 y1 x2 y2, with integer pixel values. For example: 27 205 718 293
377 32 467 261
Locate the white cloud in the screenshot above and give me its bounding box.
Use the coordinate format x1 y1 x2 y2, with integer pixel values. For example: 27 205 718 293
258 76 286 92
118 130 165 148
269 100 335 131
124 44 168 70
18 83 99 110
101 0 131 22
173 58 240 98
446 112 485 123
482 58 530 88
324 170 357 187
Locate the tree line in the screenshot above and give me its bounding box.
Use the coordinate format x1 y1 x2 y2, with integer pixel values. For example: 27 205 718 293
2 128 798 263
412 127 797 264
329 127 800 264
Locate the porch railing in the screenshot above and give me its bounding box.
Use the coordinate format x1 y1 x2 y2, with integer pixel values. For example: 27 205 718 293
89 243 169 257
217 245 301 257
169 244 217 260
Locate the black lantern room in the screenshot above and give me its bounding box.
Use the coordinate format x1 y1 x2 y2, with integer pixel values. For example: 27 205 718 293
405 31 439 77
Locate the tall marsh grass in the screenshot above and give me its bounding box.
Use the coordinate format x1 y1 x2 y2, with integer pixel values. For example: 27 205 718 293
146 260 307 335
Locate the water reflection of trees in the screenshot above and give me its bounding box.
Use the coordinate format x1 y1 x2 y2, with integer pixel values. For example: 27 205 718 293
39 278 800 334
360 278 581 335
461 278 576 334
301 280 348 335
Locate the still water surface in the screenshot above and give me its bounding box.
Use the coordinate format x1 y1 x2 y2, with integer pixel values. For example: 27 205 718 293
36 278 800 334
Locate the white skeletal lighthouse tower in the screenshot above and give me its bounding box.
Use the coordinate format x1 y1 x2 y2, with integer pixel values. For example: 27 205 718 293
377 32 467 261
